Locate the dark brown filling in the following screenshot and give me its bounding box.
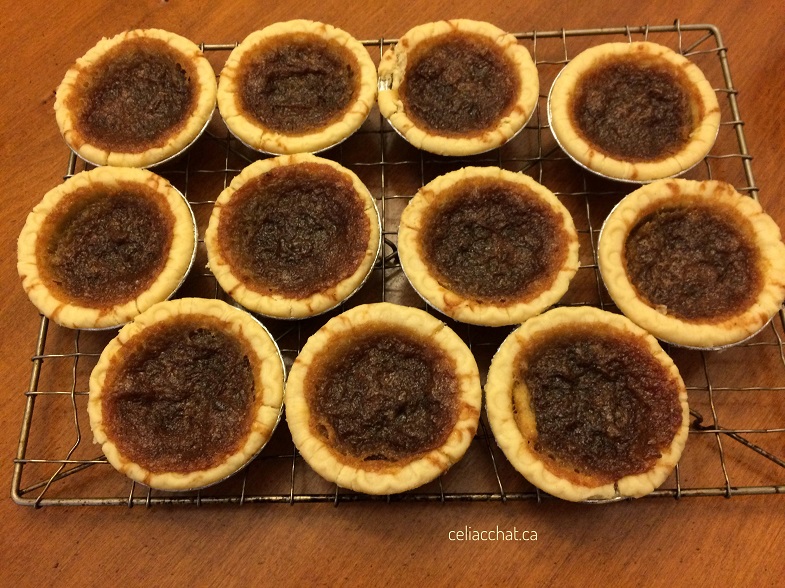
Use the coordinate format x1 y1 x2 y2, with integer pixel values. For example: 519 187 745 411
218 162 370 299
570 56 698 161
399 32 519 135
625 205 762 322
71 38 197 153
305 326 459 463
102 315 256 474
520 325 682 482
238 33 359 134
38 184 174 308
420 178 568 303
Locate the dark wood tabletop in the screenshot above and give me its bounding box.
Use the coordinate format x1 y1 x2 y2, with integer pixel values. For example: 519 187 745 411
2 1 784 586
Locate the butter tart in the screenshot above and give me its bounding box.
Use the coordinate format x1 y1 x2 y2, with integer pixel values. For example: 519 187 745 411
88 298 285 491
17 167 196 329
54 29 217 168
599 179 785 348
398 166 579 326
205 154 380 319
549 42 720 182
217 20 377 154
285 303 482 495
378 19 539 156
486 306 689 501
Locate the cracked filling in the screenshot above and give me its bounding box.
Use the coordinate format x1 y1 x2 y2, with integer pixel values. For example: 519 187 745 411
37 184 174 308
102 315 257 474
518 325 682 482
218 163 370 299
570 55 699 162
399 31 520 135
70 38 197 153
419 178 569 303
237 33 360 134
305 326 460 463
625 204 762 322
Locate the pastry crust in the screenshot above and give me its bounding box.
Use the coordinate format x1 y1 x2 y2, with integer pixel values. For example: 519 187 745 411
398 166 579 326
599 179 785 348
285 302 482 495
205 154 380 319
17 167 196 329
549 42 721 182
217 20 377 154
54 29 217 168
88 298 285 491
378 19 539 156
485 306 689 501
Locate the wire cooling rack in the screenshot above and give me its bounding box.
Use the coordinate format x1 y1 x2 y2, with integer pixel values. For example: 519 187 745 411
12 22 785 507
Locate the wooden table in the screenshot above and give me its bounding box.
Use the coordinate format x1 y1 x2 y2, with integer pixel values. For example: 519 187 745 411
2 1 783 585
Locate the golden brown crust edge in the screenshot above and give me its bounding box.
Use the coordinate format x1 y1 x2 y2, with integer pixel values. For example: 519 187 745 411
217 20 377 155
378 19 539 157
17 167 196 329
398 166 580 326
598 179 785 348
54 28 217 168
549 41 721 182
284 302 482 495
485 306 690 502
205 154 380 319
87 297 285 491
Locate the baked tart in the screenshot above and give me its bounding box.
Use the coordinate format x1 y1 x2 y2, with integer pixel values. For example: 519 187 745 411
378 19 539 156
549 42 721 182
217 20 377 154
17 167 196 329
205 154 380 319
599 179 785 348
88 298 285 491
486 306 689 501
285 303 482 495
55 29 217 168
398 166 579 326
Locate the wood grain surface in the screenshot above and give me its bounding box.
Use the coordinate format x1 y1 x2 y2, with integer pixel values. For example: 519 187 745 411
2 1 784 586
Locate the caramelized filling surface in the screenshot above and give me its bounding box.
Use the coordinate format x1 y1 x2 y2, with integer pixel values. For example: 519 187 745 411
400 32 519 135
238 33 359 134
103 315 256 474
38 184 174 308
218 163 370 299
625 204 761 322
305 326 460 463
570 55 698 162
72 38 197 153
420 178 568 303
518 324 682 482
